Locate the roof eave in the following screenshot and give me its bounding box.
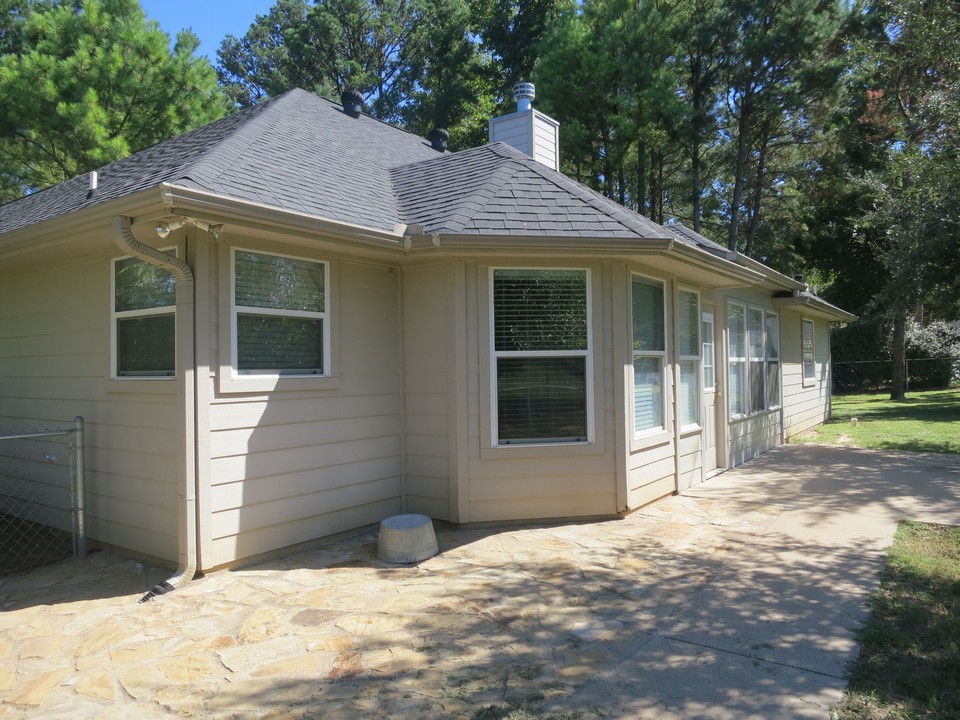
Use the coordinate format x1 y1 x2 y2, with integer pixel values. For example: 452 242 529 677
161 184 407 248
771 295 857 322
0 187 167 262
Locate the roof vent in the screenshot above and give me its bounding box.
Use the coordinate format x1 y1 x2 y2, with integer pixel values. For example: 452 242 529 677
87 170 98 199
514 82 536 112
341 89 364 118
428 128 449 152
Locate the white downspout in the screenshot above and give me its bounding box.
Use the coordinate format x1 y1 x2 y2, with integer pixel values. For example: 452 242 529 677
112 216 198 601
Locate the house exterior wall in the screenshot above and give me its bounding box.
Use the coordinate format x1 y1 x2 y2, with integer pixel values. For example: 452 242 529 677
0 244 180 563
203 234 404 569
781 311 834 439
402 262 454 520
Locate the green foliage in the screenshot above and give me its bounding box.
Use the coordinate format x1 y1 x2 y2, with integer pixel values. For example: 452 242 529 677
834 520 960 719
0 0 231 201
216 0 493 148
216 0 309 108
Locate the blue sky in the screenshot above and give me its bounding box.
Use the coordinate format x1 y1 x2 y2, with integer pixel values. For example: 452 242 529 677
140 1 276 60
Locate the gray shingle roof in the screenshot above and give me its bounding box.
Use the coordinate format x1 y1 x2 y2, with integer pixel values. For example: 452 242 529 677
0 88 668 244
391 143 669 238
0 89 439 235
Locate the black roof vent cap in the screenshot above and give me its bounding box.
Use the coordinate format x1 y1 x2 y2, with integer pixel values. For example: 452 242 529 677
428 128 449 152
341 89 364 118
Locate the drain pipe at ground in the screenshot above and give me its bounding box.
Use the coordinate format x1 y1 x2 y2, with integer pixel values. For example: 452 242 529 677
112 216 198 602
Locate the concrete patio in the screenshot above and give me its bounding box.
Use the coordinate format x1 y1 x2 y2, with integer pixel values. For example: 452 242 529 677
2 444 959 719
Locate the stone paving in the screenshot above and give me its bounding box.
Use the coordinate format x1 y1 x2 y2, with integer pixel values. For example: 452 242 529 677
5 444 959 720
0 492 780 719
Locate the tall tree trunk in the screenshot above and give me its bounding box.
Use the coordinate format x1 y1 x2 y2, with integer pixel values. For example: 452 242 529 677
727 97 753 252
890 313 907 400
691 141 702 232
637 139 647 217
744 140 768 257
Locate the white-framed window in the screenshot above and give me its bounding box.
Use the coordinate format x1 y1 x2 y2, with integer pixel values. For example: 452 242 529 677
765 312 781 408
727 302 780 417
632 276 666 436
677 288 700 428
231 248 329 376
702 311 715 393
112 251 176 378
801 318 816 386
491 268 591 445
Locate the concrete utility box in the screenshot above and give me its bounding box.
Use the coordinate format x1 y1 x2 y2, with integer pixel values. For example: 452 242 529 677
378 513 438 563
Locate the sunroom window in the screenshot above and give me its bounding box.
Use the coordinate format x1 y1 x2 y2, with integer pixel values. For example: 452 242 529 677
802 319 816 385
233 249 328 375
492 268 590 445
112 252 176 377
728 302 780 417
632 276 666 435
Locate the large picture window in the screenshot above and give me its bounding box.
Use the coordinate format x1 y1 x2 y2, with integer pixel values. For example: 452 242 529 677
112 252 176 377
492 268 590 445
677 289 700 428
633 276 666 435
232 249 328 375
728 302 780 417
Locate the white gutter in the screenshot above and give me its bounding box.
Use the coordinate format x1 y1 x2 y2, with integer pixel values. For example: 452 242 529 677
112 216 198 602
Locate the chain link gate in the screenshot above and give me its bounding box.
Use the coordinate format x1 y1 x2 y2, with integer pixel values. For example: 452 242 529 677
0 417 86 575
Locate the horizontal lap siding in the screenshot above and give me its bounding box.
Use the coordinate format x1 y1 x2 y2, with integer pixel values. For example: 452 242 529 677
781 314 833 438
678 432 703 489
402 265 452 520
0 252 179 562
206 259 403 568
627 440 675 510
728 411 780 467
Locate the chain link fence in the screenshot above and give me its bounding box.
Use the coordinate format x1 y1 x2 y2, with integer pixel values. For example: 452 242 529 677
0 417 86 576
833 357 960 394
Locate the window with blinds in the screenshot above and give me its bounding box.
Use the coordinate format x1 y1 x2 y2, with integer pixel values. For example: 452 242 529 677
492 268 590 445
233 249 328 375
678 289 701 428
633 276 666 436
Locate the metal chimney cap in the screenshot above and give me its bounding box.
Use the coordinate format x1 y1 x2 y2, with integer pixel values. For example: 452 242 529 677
341 88 364 118
514 82 536 111
428 128 449 152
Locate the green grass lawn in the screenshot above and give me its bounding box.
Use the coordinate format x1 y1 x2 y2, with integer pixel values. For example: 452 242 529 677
792 388 960 455
804 389 960 718
833 521 960 720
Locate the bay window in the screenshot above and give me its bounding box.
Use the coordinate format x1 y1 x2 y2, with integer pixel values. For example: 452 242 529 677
632 276 666 435
677 289 700 427
492 268 590 445
727 302 780 417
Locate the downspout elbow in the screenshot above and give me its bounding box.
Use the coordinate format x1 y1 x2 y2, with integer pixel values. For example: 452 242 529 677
112 217 198 602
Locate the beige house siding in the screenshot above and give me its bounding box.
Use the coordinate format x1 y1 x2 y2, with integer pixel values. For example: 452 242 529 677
781 313 833 438
0 248 179 562
627 440 676 510
402 262 454 520
205 240 404 568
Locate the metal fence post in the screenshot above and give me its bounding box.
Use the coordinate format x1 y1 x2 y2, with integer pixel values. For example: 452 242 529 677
73 416 86 560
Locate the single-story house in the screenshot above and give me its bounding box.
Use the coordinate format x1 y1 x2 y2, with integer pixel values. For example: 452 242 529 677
0 87 854 585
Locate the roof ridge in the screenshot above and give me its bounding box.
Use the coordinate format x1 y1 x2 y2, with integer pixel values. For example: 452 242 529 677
390 144 519 234
172 89 307 188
